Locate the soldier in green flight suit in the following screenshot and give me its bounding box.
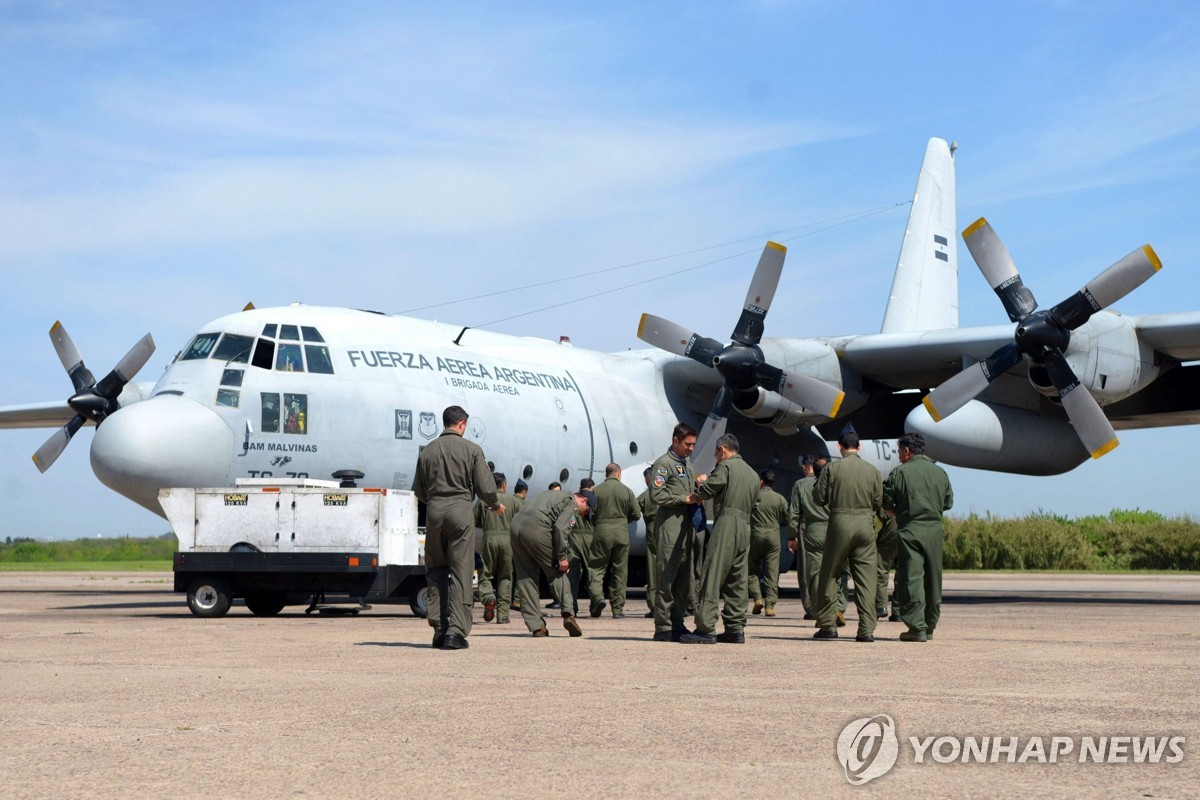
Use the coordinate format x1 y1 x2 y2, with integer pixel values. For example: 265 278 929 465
788 455 847 623
649 422 699 642
748 468 789 617
565 477 595 616
587 463 641 618
874 509 899 623
636 468 658 617
812 429 882 643
884 432 954 642
475 472 522 624
510 488 594 637
680 433 760 644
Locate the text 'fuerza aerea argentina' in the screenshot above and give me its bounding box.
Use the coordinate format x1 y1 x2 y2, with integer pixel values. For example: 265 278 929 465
345 350 577 392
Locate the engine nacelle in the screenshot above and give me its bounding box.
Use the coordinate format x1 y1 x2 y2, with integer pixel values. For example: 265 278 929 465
732 386 813 431
1059 312 1159 404
906 399 1088 475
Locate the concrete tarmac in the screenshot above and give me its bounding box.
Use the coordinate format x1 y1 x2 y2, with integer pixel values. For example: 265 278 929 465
0 571 1196 799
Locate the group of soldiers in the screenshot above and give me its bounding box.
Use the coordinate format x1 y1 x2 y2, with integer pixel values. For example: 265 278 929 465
412 405 952 650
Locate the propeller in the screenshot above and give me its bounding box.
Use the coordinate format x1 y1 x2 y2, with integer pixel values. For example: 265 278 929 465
922 218 1161 459
32 322 155 473
637 241 845 472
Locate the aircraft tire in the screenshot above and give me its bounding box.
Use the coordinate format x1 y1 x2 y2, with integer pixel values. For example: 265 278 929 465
186 576 233 618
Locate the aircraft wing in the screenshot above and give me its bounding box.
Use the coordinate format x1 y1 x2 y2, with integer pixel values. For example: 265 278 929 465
1132 312 1200 362
0 401 80 430
824 324 1018 389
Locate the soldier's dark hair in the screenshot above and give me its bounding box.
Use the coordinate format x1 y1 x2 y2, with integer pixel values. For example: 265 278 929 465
579 477 596 490
643 467 651 477
898 432 926 454
838 430 860 450
492 472 506 487
672 422 698 441
715 433 740 453
605 463 620 478
759 468 775 486
443 405 468 427
801 454 819 470
548 481 562 490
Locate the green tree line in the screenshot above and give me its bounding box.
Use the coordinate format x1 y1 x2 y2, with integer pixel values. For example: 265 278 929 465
2 510 1197 570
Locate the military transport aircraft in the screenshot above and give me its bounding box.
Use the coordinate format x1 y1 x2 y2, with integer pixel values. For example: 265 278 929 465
2 138 1199 567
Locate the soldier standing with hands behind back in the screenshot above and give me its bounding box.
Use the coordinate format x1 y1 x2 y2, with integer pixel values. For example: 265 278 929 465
411 405 503 651
812 429 881 643
649 422 699 642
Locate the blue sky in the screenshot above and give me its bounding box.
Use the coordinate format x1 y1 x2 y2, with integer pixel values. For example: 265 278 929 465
2 1 1199 538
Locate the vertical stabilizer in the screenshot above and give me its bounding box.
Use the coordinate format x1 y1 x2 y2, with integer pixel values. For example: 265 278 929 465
880 138 958 333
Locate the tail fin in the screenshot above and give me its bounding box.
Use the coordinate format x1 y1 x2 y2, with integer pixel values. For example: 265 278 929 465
880 138 958 333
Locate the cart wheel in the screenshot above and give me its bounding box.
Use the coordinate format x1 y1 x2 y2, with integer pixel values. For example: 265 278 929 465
244 592 287 616
187 576 232 618
409 586 429 618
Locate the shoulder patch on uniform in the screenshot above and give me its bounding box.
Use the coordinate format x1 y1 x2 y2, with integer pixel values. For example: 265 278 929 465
653 474 666 488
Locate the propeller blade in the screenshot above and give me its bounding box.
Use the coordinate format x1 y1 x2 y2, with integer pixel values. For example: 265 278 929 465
1048 244 1162 331
637 314 723 367
691 388 733 475
730 241 786 346
94 334 156 399
922 343 1022 422
31 415 86 473
49 321 96 394
1043 350 1119 458
753 362 846 419
963 218 1038 323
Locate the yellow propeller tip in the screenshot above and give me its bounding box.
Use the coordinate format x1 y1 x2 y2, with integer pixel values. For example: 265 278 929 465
1143 244 1162 272
922 394 943 423
766 241 786 253
1090 438 1119 459
636 314 648 338
963 217 989 239
828 391 845 419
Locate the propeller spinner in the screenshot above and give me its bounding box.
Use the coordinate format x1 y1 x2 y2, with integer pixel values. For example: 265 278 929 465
922 218 1161 459
32 322 155 472
637 241 845 471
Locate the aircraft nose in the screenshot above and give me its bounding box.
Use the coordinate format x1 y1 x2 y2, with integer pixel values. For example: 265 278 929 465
91 395 237 515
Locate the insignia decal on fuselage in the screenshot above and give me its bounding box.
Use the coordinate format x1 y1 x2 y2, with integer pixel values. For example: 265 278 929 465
418 412 438 440
395 409 412 440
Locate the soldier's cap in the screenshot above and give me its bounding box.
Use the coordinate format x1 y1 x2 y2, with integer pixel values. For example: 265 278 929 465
577 490 597 511
514 479 528 492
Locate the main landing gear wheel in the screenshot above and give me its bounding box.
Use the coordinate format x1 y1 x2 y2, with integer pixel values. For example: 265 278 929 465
186 576 232 618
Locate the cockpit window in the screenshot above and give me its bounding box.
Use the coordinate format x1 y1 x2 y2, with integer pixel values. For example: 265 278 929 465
180 333 219 361
276 343 304 372
305 345 334 374
261 324 277 338
211 333 255 364
252 338 274 370
279 324 300 341
301 326 325 343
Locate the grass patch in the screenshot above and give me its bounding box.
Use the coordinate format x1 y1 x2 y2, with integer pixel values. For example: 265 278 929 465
0 561 173 572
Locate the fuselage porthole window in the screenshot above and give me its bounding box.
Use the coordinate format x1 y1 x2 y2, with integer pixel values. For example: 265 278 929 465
305 344 334 374
559 468 570 484
212 333 254 364
276 343 304 372
216 389 240 408
301 326 325 343
180 333 219 361
629 441 638 456
522 464 533 480
279 324 300 341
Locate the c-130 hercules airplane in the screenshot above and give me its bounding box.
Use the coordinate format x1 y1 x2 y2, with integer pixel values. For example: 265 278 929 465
3 138 1200 546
